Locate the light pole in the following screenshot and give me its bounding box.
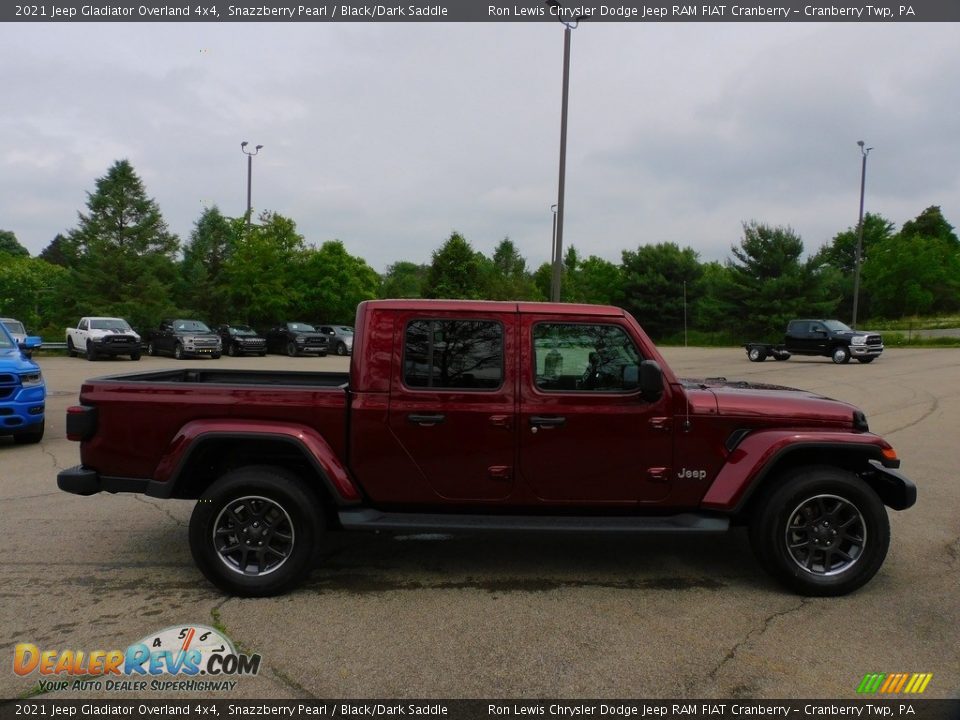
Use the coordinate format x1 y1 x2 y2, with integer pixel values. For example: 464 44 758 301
546 1 585 303
851 140 872 329
550 203 558 273
240 141 263 227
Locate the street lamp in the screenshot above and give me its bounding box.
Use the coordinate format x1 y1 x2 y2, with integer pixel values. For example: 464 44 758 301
550 203 558 272
851 140 872 329
240 141 263 227
546 0 586 303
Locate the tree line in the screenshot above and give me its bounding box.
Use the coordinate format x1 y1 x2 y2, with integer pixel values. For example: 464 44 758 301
1 159 958 342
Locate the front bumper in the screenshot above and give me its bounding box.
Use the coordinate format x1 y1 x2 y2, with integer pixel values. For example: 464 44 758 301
851 344 883 357
0 384 45 434
867 459 916 510
93 339 140 355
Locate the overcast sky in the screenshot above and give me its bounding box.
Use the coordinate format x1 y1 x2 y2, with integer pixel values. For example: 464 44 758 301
2 21 958 272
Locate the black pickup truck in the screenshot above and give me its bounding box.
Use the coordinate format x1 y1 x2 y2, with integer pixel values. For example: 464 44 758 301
745 319 884 364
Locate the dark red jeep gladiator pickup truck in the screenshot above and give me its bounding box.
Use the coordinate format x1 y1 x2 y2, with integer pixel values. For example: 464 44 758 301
58 300 915 597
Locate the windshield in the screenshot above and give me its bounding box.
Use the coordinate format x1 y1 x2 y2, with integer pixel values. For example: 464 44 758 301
823 320 853 332
175 320 211 332
90 318 132 331
288 322 316 332
229 325 257 336
2 320 26 335
337 327 354 335
0 326 13 349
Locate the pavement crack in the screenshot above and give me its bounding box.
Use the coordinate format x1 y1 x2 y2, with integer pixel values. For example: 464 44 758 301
707 598 811 682
41 444 66 472
132 495 186 527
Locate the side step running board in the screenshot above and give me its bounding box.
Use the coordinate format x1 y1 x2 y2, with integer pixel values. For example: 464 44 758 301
338 509 729 533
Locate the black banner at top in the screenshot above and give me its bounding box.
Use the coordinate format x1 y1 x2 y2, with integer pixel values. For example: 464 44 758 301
4 0 960 22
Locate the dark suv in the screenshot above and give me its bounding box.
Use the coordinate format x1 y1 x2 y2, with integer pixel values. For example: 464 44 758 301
217 324 267 357
147 319 222 360
264 322 329 357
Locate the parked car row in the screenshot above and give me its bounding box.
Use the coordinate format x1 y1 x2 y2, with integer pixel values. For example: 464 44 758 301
64 317 354 361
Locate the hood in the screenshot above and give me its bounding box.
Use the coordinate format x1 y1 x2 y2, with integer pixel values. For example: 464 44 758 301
0 347 41 373
682 377 860 428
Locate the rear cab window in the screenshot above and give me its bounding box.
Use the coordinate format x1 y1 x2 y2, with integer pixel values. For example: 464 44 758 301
403 319 504 391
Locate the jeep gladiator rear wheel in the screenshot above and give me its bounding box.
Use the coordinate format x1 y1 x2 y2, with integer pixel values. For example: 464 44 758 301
189 465 324 597
749 466 889 596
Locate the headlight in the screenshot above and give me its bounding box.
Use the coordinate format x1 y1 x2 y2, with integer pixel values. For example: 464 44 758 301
851 336 866 346
20 371 43 387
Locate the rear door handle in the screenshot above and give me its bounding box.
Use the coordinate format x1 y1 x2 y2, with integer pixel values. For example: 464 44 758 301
408 414 446 426
529 416 566 429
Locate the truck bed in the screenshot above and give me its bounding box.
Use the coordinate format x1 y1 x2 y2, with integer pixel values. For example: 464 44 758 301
77 368 350 481
91 368 349 387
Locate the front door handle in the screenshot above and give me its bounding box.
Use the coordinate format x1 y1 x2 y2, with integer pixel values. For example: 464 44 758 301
408 413 445 426
529 416 566 429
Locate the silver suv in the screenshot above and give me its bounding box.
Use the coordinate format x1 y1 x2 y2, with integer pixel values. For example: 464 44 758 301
316 325 354 356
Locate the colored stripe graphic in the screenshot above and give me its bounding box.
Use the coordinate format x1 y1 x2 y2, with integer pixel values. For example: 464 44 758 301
857 673 932 694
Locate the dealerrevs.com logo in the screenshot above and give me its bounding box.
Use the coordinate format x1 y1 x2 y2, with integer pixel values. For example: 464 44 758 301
13 624 261 693
857 673 933 694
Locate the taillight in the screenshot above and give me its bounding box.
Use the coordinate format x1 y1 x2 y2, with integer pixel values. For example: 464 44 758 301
66 405 97 441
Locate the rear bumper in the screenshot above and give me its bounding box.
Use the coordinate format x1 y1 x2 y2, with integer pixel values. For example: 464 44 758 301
57 465 148 496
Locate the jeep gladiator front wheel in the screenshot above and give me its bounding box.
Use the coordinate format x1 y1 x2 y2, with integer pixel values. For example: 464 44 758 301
749 466 889 596
189 465 323 597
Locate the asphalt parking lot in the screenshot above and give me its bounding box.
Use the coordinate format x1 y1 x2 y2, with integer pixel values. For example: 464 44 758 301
1 348 958 700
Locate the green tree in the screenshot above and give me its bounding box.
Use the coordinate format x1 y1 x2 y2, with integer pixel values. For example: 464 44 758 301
180 206 238 323
380 261 429 299
0 230 29 258
300 240 381 323
67 160 179 330
862 208 960 318
719 222 837 339
900 205 958 247
812 213 895 320
223 211 306 327
621 242 702 339
38 233 79 268
423 232 485 299
486 237 540 300
0 256 70 334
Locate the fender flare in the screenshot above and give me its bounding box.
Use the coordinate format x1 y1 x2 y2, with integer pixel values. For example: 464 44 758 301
701 430 902 513
145 419 361 504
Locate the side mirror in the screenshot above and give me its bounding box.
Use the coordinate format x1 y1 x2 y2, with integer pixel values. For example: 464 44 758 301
20 336 42 350
639 360 664 403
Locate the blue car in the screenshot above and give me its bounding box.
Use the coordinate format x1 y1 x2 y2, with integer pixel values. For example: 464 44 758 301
0 322 45 444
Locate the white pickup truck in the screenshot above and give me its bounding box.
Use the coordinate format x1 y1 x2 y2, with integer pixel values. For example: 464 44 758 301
66 317 141 361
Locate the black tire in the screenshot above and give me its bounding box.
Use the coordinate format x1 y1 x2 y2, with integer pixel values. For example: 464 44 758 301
147 342 156 357
13 420 44 445
130 352 141 361
774 351 790 361
336 342 347 356
831 345 851 364
748 466 889 596
67 337 77 358
857 357 875 364
212 353 221 360
259 352 267 357
174 343 184 360
227 342 238 357
286 341 298 358
188 465 324 597
747 347 767 362
85 341 98 361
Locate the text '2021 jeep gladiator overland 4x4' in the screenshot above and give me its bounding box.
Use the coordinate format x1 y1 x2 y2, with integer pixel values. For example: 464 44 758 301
58 300 915 597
